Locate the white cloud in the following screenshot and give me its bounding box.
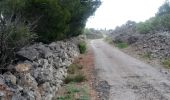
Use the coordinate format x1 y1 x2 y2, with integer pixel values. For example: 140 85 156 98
86 0 165 29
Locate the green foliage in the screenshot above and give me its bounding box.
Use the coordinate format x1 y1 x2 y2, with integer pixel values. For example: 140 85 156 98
68 64 83 74
115 42 128 49
78 41 87 54
142 52 152 59
0 0 101 43
84 28 103 39
57 84 89 100
136 20 154 34
136 1 170 33
162 59 170 68
0 15 35 67
136 14 170 33
104 37 113 44
64 74 86 84
65 63 85 84
157 0 170 16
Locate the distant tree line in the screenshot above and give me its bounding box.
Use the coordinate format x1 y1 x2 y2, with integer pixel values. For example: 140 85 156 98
112 0 170 34
84 28 103 39
137 0 170 34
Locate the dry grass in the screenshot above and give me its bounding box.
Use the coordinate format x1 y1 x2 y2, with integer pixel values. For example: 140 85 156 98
56 46 98 100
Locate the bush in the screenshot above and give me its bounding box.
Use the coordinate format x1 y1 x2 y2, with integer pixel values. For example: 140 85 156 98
0 15 35 68
84 28 103 39
78 41 87 54
64 73 86 84
57 84 89 100
162 59 170 68
104 37 113 44
142 52 152 59
65 63 85 84
136 21 153 34
115 42 128 49
0 0 101 43
68 64 83 74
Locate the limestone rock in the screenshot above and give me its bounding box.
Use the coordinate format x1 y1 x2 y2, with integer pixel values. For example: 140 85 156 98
15 63 31 73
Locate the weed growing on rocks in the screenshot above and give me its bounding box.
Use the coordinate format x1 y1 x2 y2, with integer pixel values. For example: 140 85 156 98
162 59 170 68
115 42 128 49
78 41 87 54
57 84 90 100
65 64 86 84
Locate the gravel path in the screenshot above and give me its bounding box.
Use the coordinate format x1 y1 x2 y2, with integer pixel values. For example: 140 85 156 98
90 39 170 100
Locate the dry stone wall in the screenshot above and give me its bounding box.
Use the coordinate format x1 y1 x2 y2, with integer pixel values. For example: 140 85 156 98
0 38 80 100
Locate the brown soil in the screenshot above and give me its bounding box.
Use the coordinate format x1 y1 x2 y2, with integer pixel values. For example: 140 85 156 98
74 46 99 100
56 45 99 100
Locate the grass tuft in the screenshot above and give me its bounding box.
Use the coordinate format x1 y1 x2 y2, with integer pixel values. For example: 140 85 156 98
57 84 90 100
142 52 152 59
78 41 87 54
64 74 86 84
115 42 128 49
162 59 170 68
68 64 83 74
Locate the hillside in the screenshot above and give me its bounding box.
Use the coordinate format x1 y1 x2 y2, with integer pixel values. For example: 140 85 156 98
109 1 170 67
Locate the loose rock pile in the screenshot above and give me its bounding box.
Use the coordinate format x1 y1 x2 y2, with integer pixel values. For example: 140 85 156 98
111 31 170 59
0 38 80 100
133 32 170 59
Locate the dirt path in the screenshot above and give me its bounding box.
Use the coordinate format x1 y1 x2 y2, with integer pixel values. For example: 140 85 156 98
90 39 170 100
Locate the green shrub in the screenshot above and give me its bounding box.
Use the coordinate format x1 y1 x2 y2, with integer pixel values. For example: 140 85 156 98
64 73 86 84
136 20 153 34
0 16 35 68
74 73 86 82
115 42 128 49
104 37 113 44
57 84 89 100
78 41 87 54
142 52 152 59
68 64 83 74
0 0 101 43
162 59 170 68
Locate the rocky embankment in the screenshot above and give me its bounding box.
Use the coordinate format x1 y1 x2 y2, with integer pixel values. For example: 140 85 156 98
0 38 80 100
112 31 170 60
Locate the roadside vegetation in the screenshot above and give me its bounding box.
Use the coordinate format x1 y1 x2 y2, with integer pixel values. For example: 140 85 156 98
78 41 87 54
84 28 104 39
142 52 152 60
0 0 101 69
115 42 128 49
137 1 170 34
104 36 113 44
64 64 86 84
110 0 170 68
162 59 170 68
56 63 89 100
57 83 89 100
55 48 97 100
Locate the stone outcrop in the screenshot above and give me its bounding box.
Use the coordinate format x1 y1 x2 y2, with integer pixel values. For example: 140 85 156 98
111 30 170 59
0 38 80 100
133 32 170 59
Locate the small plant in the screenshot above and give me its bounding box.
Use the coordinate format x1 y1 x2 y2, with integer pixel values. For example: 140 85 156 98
162 59 170 68
142 52 152 59
104 37 113 44
115 42 128 49
74 73 86 82
78 41 87 54
64 73 86 84
68 64 83 74
57 84 90 100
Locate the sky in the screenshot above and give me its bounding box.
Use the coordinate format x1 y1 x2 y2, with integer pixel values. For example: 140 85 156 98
86 0 165 30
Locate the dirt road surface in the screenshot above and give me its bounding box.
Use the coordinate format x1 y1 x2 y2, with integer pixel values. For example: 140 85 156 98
90 39 170 100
